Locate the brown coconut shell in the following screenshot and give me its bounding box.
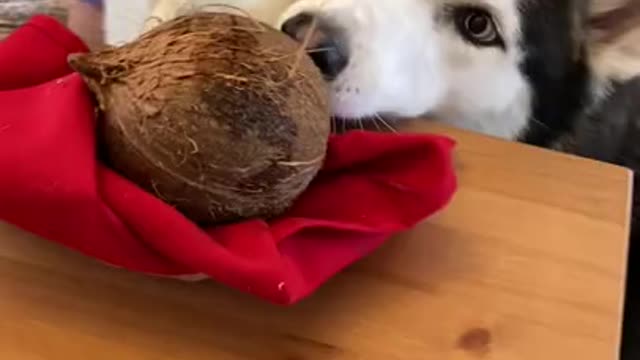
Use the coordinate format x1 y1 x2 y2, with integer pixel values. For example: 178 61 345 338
68 12 330 225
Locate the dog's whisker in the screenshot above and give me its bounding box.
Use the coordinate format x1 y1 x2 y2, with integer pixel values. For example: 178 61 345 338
306 47 333 54
372 116 383 132
375 114 397 133
531 117 551 131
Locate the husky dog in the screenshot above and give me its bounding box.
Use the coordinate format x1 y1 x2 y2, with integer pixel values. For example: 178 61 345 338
105 0 640 356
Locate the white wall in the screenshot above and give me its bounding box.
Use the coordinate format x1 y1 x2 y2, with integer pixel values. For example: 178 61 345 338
103 0 294 46
103 0 154 45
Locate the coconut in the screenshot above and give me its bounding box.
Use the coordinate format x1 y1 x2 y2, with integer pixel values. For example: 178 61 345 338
68 12 331 225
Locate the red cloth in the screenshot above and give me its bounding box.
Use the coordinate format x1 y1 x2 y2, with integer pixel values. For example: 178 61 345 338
0 16 457 305
0 15 89 90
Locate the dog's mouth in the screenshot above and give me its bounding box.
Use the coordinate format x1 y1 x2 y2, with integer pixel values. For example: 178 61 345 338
331 115 398 134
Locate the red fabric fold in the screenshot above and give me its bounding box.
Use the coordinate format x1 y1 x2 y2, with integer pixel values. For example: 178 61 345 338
0 15 89 90
0 16 457 304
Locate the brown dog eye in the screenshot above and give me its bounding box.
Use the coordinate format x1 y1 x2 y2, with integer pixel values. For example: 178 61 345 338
454 7 503 48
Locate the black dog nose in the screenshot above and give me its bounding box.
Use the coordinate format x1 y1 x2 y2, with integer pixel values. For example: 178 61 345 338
281 13 349 80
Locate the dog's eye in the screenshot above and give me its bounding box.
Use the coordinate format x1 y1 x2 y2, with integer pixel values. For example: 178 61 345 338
454 7 503 47
465 13 493 40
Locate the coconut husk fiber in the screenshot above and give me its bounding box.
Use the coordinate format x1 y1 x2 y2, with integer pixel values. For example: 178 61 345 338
68 12 331 225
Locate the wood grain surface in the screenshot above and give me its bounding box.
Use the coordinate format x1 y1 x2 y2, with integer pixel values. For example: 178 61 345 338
0 123 632 360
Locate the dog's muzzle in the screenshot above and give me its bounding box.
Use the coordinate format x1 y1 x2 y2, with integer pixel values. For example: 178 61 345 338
281 13 349 80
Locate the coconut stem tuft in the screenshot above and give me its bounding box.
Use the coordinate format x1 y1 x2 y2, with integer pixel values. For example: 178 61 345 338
68 53 105 82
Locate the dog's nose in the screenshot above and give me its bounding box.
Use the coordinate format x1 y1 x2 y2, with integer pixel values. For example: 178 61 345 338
281 13 349 80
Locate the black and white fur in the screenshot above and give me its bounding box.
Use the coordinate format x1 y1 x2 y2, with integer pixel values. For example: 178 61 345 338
107 0 640 356
273 0 640 150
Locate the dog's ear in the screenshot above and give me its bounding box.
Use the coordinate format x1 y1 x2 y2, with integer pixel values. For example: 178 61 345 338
587 0 640 82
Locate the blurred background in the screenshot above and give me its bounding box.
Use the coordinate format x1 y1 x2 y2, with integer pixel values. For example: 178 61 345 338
0 0 104 49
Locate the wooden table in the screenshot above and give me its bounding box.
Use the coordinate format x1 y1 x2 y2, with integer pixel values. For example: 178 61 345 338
0 123 631 360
